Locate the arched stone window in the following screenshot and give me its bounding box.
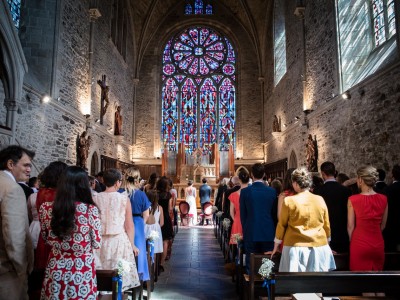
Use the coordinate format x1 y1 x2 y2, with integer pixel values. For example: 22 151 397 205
273 0 286 86
289 150 297 169
336 0 397 91
161 26 236 156
6 0 21 29
184 0 213 15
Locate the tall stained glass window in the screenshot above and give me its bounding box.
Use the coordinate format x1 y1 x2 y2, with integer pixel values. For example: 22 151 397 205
372 0 396 47
6 0 21 29
161 26 236 155
273 0 286 85
184 0 213 15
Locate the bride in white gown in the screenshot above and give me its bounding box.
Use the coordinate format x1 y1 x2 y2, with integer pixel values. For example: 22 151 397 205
185 180 197 225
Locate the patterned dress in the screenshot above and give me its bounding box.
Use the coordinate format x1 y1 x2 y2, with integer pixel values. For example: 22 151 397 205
39 202 101 300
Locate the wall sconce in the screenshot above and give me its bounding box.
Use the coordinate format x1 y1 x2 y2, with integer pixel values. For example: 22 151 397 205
95 118 100 123
303 109 313 115
342 91 351 99
283 123 287 128
41 95 51 103
294 116 300 121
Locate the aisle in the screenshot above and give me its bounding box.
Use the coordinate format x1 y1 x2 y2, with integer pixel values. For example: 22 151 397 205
150 225 238 300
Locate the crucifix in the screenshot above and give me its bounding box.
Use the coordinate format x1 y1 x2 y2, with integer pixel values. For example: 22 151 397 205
97 75 110 124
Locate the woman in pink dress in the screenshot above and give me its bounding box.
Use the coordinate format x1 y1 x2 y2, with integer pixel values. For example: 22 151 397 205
39 166 101 299
348 166 388 271
229 169 250 244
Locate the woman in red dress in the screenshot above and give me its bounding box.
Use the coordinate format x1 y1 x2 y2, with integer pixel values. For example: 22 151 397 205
35 161 67 270
348 166 388 271
39 166 101 299
229 169 250 244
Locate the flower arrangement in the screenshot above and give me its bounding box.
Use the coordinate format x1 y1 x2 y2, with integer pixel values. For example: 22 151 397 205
216 211 223 218
212 205 218 213
222 218 231 230
147 230 160 242
116 259 131 277
258 257 274 279
231 233 243 244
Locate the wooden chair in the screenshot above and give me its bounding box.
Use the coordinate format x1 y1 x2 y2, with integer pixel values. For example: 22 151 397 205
96 269 119 300
199 202 214 225
178 201 192 226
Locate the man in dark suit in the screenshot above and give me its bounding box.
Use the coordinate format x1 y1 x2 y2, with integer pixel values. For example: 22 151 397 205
374 168 387 194
383 164 400 251
240 163 276 272
314 161 351 253
222 176 240 221
18 181 34 201
199 178 212 225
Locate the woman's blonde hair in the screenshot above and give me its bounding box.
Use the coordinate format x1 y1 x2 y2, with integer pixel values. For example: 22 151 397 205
357 166 378 187
121 167 141 197
291 167 312 189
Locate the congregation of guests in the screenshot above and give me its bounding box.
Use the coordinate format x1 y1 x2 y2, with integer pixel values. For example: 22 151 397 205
0 145 178 300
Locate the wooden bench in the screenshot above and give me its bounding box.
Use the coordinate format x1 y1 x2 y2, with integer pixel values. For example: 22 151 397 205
270 271 400 300
242 252 400 300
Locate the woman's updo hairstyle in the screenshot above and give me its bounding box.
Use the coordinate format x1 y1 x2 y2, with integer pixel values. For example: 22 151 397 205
357 166 378 187
291 167 312 189
238 169 250 184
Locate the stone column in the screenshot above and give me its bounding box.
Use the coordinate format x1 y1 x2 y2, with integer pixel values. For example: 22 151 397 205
88 8 102 113
132 78 139 144
258 76 265 141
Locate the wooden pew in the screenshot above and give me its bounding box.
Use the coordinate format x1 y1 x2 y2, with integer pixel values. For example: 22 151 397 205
242 252 400 300
270 271 400 299
97 269 118 300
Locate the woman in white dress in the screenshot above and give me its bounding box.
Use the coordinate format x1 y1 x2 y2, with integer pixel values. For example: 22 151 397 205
185 180 197 225
145 190 164 254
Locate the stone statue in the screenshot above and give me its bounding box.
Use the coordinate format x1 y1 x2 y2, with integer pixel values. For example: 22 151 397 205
273 115 281 132
78 131 91 169
306 134 318 172
97 75 110 118
114 105 122 135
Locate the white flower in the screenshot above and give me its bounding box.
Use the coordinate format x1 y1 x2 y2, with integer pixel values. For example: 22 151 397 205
222 218 231 230
116 259 131 277
147 230 160 242
216 211 223 217
258 258 275 279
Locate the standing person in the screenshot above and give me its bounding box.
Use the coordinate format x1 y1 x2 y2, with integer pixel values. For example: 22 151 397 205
156 177 174 271
277 168 296 219
185 180 197 225
199 178 212 225
348 166 388 271
35 161 68 270
240 163 277 272
145 190 164 255
314 161 352 253
121 167 151 283
0 145 35 300
374 168 387 194
383 164 400 251
94 168 140 291
271 167 335 272
229 169 249 244
222 176 241 222
144 173 158 193
39 166 101 299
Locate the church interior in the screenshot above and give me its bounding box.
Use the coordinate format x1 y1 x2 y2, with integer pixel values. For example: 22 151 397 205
2 0 400 299
1 0 399 183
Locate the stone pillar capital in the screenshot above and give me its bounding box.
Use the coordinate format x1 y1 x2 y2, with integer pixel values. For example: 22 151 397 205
89 8 101 21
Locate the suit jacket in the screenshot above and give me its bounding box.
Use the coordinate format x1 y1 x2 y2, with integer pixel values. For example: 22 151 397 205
240 182 276 242
199 184 212 204
374 181 387 194
222 185 240 221
382 181 400 251
314 181 351 253
0 171 33 278
18 183 33 201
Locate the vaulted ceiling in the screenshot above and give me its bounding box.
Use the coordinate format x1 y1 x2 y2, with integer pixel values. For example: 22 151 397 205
127 0 273 76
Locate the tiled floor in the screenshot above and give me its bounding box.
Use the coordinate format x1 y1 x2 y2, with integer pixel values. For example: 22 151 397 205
149 225 238 300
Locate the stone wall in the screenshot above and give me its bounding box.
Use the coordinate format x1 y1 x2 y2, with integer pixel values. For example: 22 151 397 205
1 0 136 175
263 0 400 177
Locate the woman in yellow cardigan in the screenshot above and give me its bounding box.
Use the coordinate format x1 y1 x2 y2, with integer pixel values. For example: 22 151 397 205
271 167 336 272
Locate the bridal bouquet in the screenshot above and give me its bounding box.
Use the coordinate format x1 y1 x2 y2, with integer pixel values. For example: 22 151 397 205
147 230 160 242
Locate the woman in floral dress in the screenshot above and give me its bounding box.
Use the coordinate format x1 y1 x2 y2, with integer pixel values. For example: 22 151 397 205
39 166 101 299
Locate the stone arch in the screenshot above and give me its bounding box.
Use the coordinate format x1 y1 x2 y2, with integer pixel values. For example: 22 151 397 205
0 2 28 134
235 165 249 176
288 150 297 169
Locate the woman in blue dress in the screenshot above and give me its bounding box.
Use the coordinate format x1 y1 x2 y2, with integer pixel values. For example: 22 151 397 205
120 167 151 283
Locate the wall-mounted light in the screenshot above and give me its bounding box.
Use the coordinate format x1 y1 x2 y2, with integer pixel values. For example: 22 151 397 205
56 97 61 101
342 91 351 99
95 118 100 123
283 123 287 128
41 95 51 103
303 109 313 115
294 116 300 121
